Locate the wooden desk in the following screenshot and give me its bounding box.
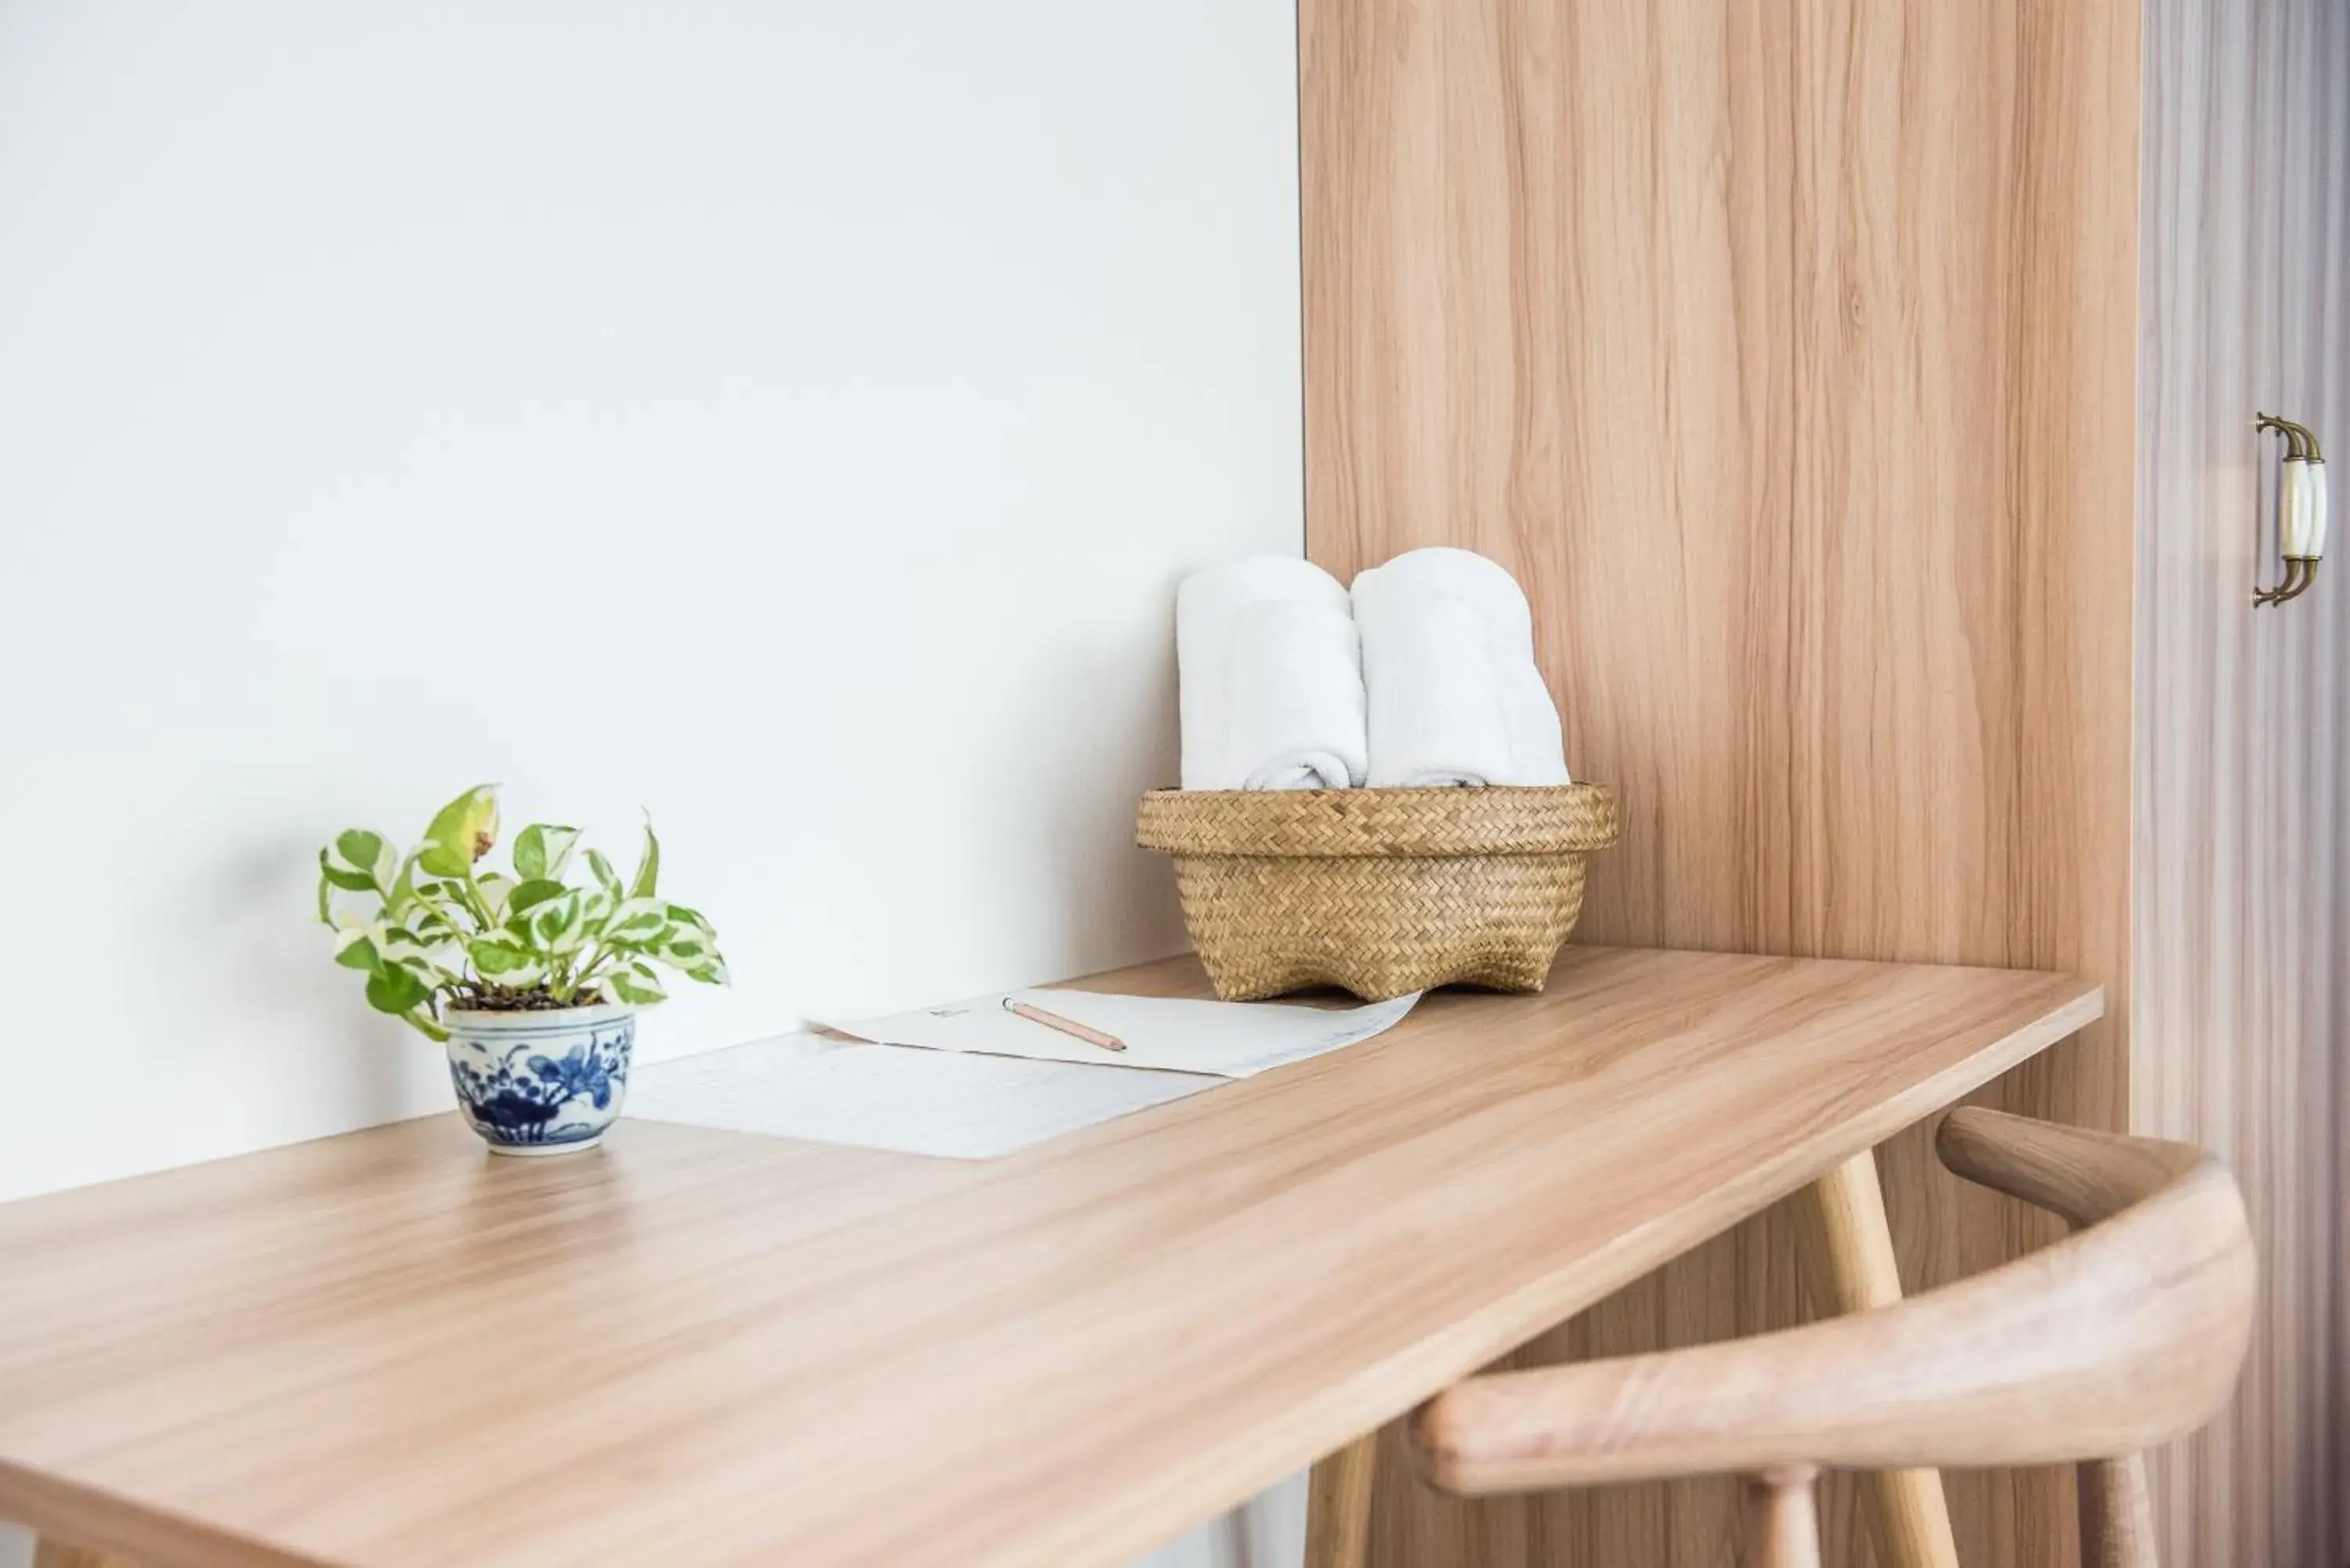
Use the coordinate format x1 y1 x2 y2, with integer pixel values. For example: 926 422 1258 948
0 947 2099 1568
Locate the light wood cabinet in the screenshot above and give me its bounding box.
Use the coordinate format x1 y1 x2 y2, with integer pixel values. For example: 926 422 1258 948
1300 0 2346 1564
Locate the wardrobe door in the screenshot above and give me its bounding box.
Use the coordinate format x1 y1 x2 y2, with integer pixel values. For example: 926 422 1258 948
2135 2 2350 1565
1300 3 2139 1567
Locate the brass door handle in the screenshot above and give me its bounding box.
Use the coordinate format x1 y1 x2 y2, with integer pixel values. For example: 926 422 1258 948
2255 413 2327 606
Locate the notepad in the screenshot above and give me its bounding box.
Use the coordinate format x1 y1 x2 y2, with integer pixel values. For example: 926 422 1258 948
628 991 1421 1160
819 988 1422 1078
627 1032 1220 1159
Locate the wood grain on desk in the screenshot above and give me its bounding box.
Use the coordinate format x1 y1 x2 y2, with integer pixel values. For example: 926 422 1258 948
0 948 2098 1568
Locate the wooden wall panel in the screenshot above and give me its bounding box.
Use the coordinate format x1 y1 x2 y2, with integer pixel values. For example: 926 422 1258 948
2135 1 2350 1564
1299 3 2139 1567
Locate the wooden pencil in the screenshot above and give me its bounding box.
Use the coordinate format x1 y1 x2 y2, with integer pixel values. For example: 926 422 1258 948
1005 999 1127 1053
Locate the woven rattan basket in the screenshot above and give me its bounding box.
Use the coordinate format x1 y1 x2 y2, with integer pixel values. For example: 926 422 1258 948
1134 784 1618 1002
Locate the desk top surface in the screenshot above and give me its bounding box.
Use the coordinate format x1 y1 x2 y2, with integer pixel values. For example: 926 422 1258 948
0 946 2099 1568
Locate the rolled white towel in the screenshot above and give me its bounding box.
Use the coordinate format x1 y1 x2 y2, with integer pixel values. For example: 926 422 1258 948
1355 597 1511 787
1351 547 1571 787
1220 599 1368 789
1359 546 1538 651
1177 556 1368 791
1497 662 1571 784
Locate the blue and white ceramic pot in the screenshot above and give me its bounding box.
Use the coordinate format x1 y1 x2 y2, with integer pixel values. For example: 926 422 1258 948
442 1002 635 1156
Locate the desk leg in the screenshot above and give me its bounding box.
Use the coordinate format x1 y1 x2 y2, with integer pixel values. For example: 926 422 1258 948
1303 1431 1379 1568
1788 1151 1960 1568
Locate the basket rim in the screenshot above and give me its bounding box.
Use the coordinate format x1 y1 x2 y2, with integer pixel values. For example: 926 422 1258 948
1135 782 1618 858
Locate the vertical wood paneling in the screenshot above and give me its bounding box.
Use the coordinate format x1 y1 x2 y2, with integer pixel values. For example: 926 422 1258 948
2135 1 2349 1564
1299 4 2139 1567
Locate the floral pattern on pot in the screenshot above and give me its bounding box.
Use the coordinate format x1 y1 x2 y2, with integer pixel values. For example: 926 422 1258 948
443 1006 634 1154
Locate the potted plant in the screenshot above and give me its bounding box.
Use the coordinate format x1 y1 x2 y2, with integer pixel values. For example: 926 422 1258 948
316 785 728 1156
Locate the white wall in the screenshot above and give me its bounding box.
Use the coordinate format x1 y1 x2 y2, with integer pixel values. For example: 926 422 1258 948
0 7 1297 1555
0 0 1300 1212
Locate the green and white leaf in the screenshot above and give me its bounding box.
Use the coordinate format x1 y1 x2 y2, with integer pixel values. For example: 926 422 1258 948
474 871 512 921
324 829 398 894
332 921 385 973
513 824 582 882
317 846 379 895
602 897 668 948
576 884 619 939
665 901 716 938
628 818 660 899
504 879 567 921
604 963 667 1006
406 904 460 945
585 848 624 903
418 784 499 877
528 890 595 956
384 848 432 921
655 930 730 985
381 923 429 955
364 963 432 1017
468 933 547 988
377 928 447 974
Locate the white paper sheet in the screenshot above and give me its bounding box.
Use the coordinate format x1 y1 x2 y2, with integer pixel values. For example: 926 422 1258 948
819 989 1420 1078
625 1031 1219 1159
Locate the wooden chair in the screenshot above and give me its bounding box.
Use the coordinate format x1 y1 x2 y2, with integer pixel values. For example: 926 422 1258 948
1406 1110 2255 1568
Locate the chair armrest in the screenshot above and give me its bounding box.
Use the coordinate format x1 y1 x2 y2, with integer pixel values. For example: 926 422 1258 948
1411 1151 2251 1496
1935 1107 2204 1229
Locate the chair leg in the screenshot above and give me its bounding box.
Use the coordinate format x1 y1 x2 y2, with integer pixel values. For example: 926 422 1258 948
1303 1431 1379 1568
2077 1454 2157 1568
1744 1467 1824 1568
1788 1150 1961 1568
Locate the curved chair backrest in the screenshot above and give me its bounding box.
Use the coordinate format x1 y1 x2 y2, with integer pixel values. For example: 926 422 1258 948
1409 1111 2255 1568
